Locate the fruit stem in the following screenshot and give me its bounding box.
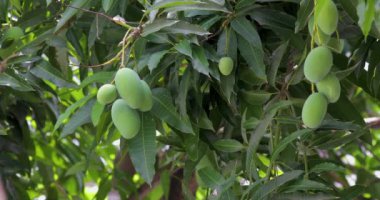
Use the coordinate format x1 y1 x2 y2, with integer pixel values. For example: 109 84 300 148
311 83 315 93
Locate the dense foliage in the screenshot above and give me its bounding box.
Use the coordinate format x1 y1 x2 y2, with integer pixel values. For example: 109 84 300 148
1 0 380 199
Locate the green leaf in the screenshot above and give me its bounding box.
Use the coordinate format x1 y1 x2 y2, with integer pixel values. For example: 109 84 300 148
65 161 86 176
141 19 179 37
246 109 276 180
357 0 375 39
268 42 288 86
102 0 114 12
237 36 266 81
241 90 274 105
309 162 345 174
246 100 299 179
213 139 244 153
55 0 91 32
91 101 104 126
127 113 157 185
148 0 199 11
79 71 114 89
270 129 311 163
197 167 224 188
148 50 169 71
60 99 94 138
174 40 192 58
151 88 193 133
162 1 229 13
295 0 314 33
191 45 210 75
0 71 34 91
53 95 94 132
252 170 304 200
30 61 77 88
283 179 330 193
162 21 211 36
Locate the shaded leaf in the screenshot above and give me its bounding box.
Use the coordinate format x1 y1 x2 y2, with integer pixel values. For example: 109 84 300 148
55 0 90 32
128 113 157 185
151 88 193 133
148 50 169 71
213 139 244 153
141 19 179 37
252 170 304 200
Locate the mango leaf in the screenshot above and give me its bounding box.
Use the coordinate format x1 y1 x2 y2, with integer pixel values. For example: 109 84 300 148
309 162 345 174
79 71 114 89
30 61 77 88
151 88 193 133
0 72 34 91
252 170 303 200
357 0 375 39
174 39 192 58
295 0 314 33
268 42 288 86
60 100 95 138
127 113 157 185
213 139 244 153
65 161 86 176
141 19 179 37
55 0 90 32
53 94 94 132
91 102 104 126
197 167 224 188
191 45 210 75
162 1 229 13
162 21 210 36
148 0 199 11
102 0 114 12
231 17 266 80
270 129 311 164
282 179 330 193
241 90 274 105
148 50 169 71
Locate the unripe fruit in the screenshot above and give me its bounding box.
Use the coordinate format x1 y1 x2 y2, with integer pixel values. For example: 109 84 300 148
139 81 153 112
317 0 338 35
304 46 333 83
97 84 117 105
218 57 233 76
4 27 24 40
111 99 140 139
316 73 340 103
115 68 144 109
302 93 328 128
308 16 330 45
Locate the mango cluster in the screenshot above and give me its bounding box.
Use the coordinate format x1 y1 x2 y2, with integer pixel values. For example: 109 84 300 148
96 68 153 139
301 0 340 129
302 47 341 128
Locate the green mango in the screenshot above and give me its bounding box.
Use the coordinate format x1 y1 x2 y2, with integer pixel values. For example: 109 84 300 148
111 99 140 139
308 16 331 45
302 93 328 128
316 73 340 103
218 57 233 76
115 68 144 109
139 81 153 112
97 84 117 105
317 0 338 35
304 46 333 83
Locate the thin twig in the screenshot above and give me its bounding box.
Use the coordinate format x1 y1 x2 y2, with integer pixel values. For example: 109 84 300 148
67 5 114 22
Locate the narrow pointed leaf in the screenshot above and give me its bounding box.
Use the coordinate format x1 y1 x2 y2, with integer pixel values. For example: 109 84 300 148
128 113 157 185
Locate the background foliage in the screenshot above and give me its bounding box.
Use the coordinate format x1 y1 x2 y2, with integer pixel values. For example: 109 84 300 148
1 0 380 199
